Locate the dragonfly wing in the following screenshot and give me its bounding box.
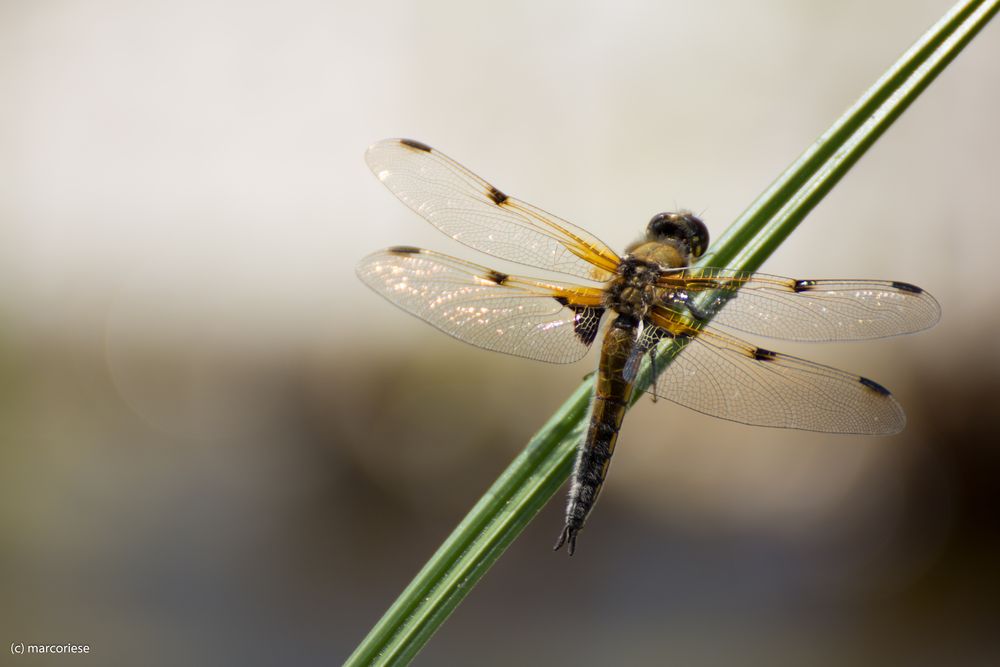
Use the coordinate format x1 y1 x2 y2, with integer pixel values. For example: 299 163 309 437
644 312 905 434
357 247 606 363
662 268 940 341
366 139 620 282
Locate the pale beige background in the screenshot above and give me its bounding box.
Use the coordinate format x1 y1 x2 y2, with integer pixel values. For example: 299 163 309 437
1 1 998 665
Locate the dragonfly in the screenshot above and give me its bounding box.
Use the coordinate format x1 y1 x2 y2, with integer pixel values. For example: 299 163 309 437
356 138 941 555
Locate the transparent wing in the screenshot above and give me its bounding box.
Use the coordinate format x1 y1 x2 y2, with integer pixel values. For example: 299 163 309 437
357 246 606 363
366 138 620 282
659 268 941 341
644 310 905 434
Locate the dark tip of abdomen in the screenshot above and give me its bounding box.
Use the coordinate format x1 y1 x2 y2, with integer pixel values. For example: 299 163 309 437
553 525 578 555
388 245 421 254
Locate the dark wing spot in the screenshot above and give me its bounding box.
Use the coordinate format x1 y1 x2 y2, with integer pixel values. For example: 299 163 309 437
859 376 891 396
552 297 604 346
891 281 923 294
399 138 432 152
483 269 509 285
573 307 605 346
752 347 777 361
793 279 817 292
487 186 509 205
388 245 421 254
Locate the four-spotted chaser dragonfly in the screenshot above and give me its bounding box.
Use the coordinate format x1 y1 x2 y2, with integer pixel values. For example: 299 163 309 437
357 139 940 555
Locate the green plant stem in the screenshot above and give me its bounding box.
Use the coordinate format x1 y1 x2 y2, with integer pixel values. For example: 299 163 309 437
345 2 999 664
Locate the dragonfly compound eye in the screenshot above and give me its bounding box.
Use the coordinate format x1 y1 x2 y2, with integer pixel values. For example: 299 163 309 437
647 211 709 258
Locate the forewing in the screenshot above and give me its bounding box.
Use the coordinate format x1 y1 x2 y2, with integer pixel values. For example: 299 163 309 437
357 247 606 363
644 310 905 434
661 268 941 341
366 139 620 281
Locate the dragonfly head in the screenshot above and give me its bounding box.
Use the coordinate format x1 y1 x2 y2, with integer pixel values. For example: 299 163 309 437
646 211 709 259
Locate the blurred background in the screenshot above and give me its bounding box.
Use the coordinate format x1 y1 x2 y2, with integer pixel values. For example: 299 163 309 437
2 1 999 665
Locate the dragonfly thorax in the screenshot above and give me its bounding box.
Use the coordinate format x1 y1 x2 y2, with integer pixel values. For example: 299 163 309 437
604 256 663 320
610 226 696 318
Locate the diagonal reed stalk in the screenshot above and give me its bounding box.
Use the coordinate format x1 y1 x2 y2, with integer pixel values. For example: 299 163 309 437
346 2 999 664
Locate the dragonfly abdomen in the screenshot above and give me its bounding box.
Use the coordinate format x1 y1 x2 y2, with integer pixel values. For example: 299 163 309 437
556 316 638 555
